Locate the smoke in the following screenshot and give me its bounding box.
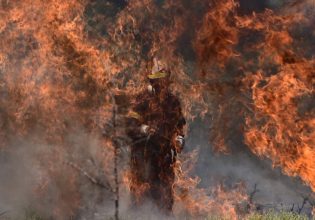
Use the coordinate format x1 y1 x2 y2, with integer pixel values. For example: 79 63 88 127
0 140 40 218
0 129 115 219
186 118 313 213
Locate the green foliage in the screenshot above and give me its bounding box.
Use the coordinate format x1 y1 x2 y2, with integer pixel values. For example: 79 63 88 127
204 211 312 220
206 216 232 220
246 211 309 220
23 210 44 220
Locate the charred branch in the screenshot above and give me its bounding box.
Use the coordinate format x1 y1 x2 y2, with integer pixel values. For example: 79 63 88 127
112 96 120 220
297 197 308 214
64 160 113 193
249 183 259 204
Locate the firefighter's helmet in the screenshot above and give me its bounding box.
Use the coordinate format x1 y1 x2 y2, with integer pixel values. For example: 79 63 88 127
147 58 169 80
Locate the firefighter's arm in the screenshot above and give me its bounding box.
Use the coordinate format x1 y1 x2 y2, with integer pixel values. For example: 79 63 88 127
125 105 155 138
132 94 157 136
125 92 151 137
126 122 154 138
125 111 148 138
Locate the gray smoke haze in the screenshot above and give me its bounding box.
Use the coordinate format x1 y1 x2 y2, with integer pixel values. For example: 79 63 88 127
185 118 313 214
0 140 41 219
0 129 119 219
0 122 312 219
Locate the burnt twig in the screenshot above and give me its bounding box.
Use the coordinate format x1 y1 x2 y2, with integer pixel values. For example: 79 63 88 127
249 183 259 204
64 160 113 193
297 197 308 214
112 97 120 220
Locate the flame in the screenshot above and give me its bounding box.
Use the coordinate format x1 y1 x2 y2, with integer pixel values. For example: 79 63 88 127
243 62 315 191
0 0 116 218
194 0 239 70
236 5 315 192
198 0 315 196
122 170 150 203
173 149 248 219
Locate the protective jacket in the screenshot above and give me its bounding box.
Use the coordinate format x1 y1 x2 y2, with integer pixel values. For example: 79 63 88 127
125 88 186 212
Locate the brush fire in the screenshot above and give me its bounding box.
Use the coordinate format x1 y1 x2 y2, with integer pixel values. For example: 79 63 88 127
0 0 314 219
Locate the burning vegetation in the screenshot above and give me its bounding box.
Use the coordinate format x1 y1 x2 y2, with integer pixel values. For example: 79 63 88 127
0 0 314 219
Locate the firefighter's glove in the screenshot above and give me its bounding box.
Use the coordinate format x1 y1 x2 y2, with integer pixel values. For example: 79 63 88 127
140 124 156 135
175 135 185 148
140 124 150 135
147 85 155 94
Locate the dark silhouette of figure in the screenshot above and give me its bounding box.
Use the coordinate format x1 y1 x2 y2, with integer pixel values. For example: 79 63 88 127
125 59 186 213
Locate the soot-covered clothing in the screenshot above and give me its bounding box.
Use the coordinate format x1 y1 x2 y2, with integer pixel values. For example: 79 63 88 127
126 90 185 212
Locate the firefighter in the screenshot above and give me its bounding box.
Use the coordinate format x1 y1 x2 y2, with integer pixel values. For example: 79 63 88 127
125 59 186 213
